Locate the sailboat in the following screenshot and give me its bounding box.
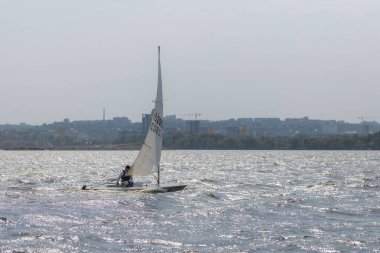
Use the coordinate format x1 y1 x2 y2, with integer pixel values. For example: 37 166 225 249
82 46 186 193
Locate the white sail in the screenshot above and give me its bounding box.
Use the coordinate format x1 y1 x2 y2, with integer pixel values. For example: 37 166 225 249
129 46 163 176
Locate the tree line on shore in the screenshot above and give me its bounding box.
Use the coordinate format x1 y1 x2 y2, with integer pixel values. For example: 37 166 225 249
1 127 380 150
162 132 380 150
111 132 380 150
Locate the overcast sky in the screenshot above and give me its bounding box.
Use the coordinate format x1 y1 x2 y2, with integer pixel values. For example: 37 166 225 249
1 0 379 124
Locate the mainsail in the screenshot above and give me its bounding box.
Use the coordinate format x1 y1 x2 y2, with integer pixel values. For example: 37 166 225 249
129 46 163 177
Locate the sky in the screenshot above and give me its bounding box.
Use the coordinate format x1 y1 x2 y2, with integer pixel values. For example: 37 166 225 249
1 0 380 125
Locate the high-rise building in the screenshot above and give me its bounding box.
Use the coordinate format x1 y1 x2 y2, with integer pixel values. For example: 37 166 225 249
142 114 152 133
186 120 200 134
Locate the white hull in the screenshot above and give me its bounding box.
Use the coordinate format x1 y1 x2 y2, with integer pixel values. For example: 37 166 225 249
82 183 186 193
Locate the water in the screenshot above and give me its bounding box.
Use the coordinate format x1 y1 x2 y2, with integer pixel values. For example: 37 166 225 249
0 150 379 252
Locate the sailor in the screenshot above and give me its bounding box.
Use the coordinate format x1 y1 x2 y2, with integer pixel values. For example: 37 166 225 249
116 165 134 187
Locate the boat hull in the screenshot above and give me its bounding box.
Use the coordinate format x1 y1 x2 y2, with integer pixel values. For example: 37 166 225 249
81 183 186 193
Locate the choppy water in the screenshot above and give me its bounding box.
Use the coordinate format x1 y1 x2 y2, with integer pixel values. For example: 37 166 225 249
0 150 380 252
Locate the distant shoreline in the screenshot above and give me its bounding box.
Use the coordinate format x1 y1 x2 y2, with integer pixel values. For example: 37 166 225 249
2 144 142 151
2 132 380 151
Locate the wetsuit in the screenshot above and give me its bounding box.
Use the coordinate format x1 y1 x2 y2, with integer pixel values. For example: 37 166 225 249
116 170 134 187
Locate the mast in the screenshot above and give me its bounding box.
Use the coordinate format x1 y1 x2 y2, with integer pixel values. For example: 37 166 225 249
157 45 161 187
157 165 160 186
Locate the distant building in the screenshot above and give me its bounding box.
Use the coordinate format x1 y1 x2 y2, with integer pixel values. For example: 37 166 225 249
112 117 131 128
225 126 240 136
321 121 338 135
360 121 380 134
237 118 254 126
186 120 200 134
164 115 177 134
239 125 248 136
254 118 282 124
142 114 151 133
164 115 177 123
253 118 284 136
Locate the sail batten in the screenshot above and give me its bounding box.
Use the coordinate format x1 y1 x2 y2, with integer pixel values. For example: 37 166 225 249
129 46 163 177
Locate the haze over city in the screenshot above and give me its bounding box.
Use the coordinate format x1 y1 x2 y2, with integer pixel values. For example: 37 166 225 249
1 0 379 125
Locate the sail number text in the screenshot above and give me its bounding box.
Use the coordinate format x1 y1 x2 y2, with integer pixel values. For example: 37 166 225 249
150 111 163 137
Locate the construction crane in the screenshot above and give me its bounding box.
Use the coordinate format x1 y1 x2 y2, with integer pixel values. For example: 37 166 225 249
358 116 380 123
179 113 202 120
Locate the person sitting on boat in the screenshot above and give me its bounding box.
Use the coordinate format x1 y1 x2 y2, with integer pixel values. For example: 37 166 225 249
116 165 134 187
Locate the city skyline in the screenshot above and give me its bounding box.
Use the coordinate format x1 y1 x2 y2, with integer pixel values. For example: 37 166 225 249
2 113 379 127
1 1 380 125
